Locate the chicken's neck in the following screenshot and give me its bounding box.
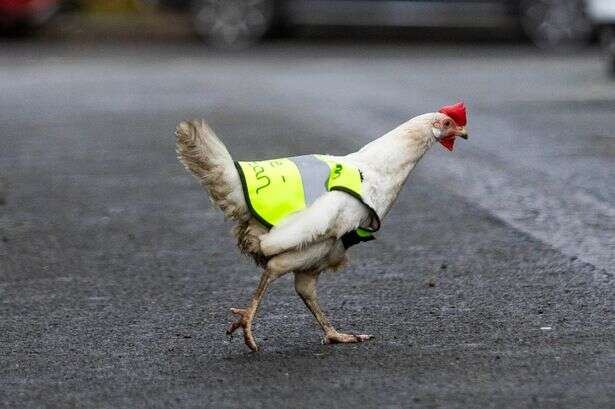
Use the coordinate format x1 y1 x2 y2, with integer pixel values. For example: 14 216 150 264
347 125 434 218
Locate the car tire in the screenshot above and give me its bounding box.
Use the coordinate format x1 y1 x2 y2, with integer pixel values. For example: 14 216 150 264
601 26 615 78
520 0 592 50
0 1 59 37
191 0 276 49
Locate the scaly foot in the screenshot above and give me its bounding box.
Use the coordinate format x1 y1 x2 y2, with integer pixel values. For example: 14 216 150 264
324 332 373 345
227 307 258 352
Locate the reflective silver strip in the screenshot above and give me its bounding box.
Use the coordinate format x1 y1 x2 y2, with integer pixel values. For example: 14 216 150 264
289 155 330 206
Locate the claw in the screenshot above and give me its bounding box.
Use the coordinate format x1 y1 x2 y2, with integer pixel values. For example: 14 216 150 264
354 334 373 342
227 307 259 352
230 308 247 316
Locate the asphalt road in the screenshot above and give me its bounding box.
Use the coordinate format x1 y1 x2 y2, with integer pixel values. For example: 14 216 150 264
1 41 614 408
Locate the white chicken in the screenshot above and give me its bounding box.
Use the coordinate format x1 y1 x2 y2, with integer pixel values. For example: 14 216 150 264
176 103 468 351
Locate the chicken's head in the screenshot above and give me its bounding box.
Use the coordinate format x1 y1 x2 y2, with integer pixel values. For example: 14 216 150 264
432 102 468 151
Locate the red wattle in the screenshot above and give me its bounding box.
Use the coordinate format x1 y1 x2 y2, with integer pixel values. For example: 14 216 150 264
440 137 455 151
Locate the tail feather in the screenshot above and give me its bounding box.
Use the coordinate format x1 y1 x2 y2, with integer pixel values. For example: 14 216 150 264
175 120 248 221
233 219 269 267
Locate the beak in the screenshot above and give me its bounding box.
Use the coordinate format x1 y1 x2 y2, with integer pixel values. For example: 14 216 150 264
457 126 468 140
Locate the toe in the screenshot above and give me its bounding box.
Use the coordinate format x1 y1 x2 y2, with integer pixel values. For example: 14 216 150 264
243 325 259 352
354 334 373 342
245 335 259 352
324 332 373 344
230 308 247 316
226 321 241 335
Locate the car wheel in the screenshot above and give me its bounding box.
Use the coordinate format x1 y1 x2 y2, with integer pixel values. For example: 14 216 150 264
0 1 59 36
191 0 275 49
601 26 615 77
520 0 592 50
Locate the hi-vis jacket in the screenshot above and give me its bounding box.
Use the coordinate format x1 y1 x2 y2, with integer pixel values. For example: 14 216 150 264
234 154 381 248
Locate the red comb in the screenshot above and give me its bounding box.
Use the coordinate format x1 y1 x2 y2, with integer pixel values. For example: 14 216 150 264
439 102 467 126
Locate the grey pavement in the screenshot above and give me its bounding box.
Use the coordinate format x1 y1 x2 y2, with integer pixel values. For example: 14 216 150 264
0 41 614 408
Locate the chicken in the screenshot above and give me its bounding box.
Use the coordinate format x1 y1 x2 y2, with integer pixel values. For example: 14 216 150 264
175 103 468 351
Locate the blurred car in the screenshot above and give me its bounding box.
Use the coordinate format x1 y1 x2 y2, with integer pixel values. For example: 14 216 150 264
0 0 60 33
188 0 592 49
587 0 615 76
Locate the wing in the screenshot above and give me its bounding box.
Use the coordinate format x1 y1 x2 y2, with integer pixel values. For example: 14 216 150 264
259 190 370 257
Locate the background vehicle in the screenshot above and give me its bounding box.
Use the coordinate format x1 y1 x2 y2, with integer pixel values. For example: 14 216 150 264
587 0 615 76
0 0 60 34
188 0 592 49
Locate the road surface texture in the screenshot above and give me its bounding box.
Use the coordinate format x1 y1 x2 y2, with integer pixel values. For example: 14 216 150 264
1 41 614 408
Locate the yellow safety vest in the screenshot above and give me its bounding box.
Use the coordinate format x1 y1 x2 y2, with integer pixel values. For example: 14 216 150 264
235 154 380 248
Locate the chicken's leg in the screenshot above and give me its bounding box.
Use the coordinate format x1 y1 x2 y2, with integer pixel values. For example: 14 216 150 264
294 271 373 345
227 267 286 351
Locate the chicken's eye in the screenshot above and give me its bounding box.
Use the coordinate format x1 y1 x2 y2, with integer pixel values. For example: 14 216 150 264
443 119 452 128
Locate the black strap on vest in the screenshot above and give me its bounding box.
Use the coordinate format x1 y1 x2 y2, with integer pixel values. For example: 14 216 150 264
341 230 376 249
